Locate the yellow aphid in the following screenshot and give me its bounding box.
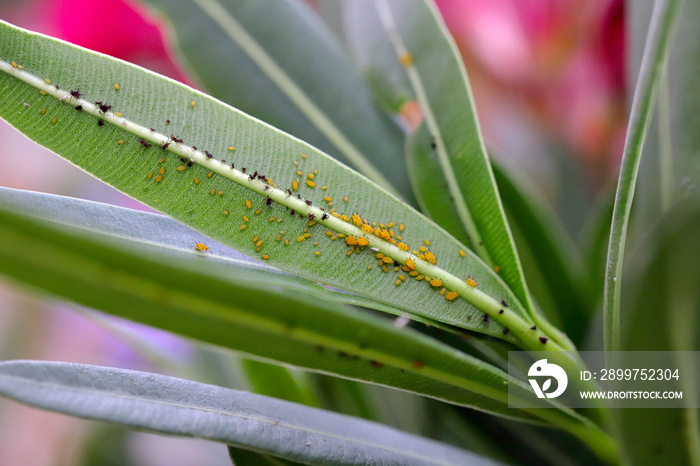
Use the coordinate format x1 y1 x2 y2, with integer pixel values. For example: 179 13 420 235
296 170 303 176
459 249 466 257
375 253 384 260
314 169 318 175
425 251 437 265
158 158 165 163
382 265 389 273
321 185 328 190
39 90 47 95
446 291 458 301
40 107 46 115
394 280 401 286
357 237 369 246
159 167 165 176
177 166 187 171
190 100 196 107
114 83 120 91
115 112 123 117
45 78 51 84
147 171 153 179
399 53 413 67
11 61 17 68
239 224 247 231
228 146 236 151
415 274 424 281
406 258 416 270
387 222 394 228
313 241 319 246
195 242 209 252
493 265 500 273
252 236 259 243
325 230 333 236
419 246 427 252
315 251 321 256
379 230 391 240
255 209 261 215
440 288 446 295
209 189 216 195
308 173 314 180
466 278 478 287
302 153 307 159
399 223 405 232
261 254 270 260
324 196 332 202
430 278 443 287
343 196 349 202
361 224 374 234
284 239 290 245
398 274 406 281
155 175 162 183
346 250 353 256
352 213 362 226
118 139 124 144
243 216 250 222
380 223 386 229
345 236 358 246
223 209 230 215
245 200 252 209
275 235 281 241
256 240 263 248
194 177 200 184
409 271 419 277
382 256 393 264
424 240 430 246
207 171 214 178
306 180 316 188
340 214 350 222
367 265 373 270
51 117 57 124
397 242 409 251
296 236 305 242
292 180 299 191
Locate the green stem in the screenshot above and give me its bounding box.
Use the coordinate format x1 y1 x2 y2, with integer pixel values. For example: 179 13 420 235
604 0 682 353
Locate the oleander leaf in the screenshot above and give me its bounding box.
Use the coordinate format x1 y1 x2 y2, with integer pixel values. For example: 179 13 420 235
0 19 554 348
0 360 500 466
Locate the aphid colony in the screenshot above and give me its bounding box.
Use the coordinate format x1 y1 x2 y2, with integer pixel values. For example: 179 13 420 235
14 61 526 335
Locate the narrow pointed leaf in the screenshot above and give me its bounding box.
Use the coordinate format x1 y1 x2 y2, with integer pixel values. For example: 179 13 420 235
342 0 540 331
603 0 682 351
139 0 414 202
0 20 558 349
0 195 578 424
0 360 500 466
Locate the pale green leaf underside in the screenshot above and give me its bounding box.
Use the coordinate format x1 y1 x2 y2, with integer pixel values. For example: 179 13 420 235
0 20 541 343
0 360 499 466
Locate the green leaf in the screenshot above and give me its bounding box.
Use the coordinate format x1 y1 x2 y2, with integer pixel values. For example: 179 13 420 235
0 192 562 424
0 360 500 466
340 0 572 349
0 186 446 331
603 0 683 351
0 20 557 349
228 447 305 466
616 201 700 466
138 0 414 203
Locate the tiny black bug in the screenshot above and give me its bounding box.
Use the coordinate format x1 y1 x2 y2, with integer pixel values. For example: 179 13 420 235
290 210 295 216
97 120 104 126
139 138 151 147
204 150 213 159
321 213 328 220
231 163 235 169
305 200 311 206
482 314 489 323
503 327 510 335
70 89 82 99
161 142 170 150
241 167 246 173
308 213 315 220
75 105 83 111
95 101 111 113
539 337 548 344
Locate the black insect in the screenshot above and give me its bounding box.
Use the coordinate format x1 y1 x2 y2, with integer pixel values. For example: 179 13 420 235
248 173 255 181
139 138 151 148
321 213 328 220
179 157 187 163
166 119 171 124
531 325 537 331
498 309 504 314
252 171 258 179
241 167 246 173
308 213 315 220
170 135 183 143
97 120 104 126
204 150 213 159
285 189 292 197
70 89 82 99
95 101 111 113
296 194 301 199
393 260 400 267
304 200 311 206
187 161 193 167
430 137 436 149
221 159 225 163
501 299 508 307
161 142 170 150
257 175 266 181
290 210 295 216
482 314 489 323
503 327 510 335
265 197 273 206
75 105 83 111
192 146 197 150
231 163 235 169
539 337 548 345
